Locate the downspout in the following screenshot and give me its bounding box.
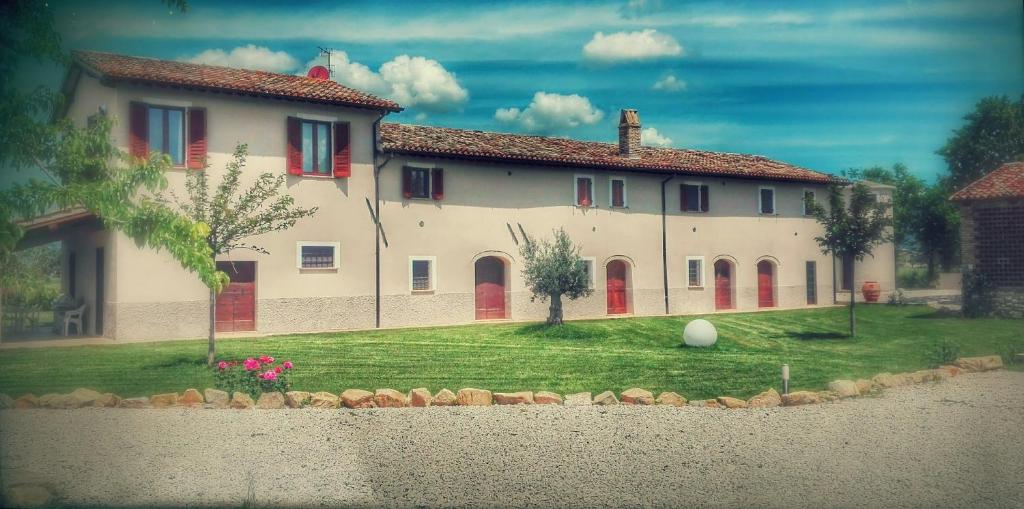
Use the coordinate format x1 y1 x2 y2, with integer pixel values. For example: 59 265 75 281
660 175 675 315
372 112 387 329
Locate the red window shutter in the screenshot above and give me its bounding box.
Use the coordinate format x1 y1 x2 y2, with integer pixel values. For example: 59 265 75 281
700 185 710 212
612 180 624 207
286 117 302 175
186 108 207 170
129 102 149 158
431 168 444 200
402 166 413 198
333 122 351 178
680 184 689 211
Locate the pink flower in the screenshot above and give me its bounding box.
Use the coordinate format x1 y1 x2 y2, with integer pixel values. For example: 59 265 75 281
262 370 277 381
274 366 282 374
267 356 275 363
282 361 293 369
258 355 271 364
217 361 228 370
243 358 260 371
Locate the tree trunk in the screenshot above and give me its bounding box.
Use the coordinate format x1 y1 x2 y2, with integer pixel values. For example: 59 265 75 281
848 264 856 337
926 252 936 283
207 287 216 367
547 293 563 325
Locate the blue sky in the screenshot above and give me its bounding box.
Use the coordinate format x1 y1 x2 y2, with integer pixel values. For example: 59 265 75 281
41 0 1024 181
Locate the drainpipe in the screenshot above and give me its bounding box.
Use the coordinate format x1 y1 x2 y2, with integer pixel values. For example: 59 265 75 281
660 175 675 314
372 112 386 329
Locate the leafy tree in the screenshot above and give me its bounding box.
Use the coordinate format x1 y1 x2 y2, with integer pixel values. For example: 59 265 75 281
842 164 925 255
1 0 224 306
938 95 1024 190
173 144 317 365
807 183 892 337
519 228 593 325
915 185 960 279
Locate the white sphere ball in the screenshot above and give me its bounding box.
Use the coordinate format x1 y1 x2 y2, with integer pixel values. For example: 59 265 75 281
683 319 718 347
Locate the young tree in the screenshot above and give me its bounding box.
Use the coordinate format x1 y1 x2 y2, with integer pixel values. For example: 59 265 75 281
519 228 593 325
807 183 892 337
174 144 317 365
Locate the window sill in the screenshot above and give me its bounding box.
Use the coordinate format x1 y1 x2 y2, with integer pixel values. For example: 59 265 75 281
681 210 707 214
687 286 705 290
299 174 335 179
298 267 339 273
411 289 435 295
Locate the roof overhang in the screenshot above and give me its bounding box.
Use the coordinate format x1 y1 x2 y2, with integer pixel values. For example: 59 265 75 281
15 207 100 250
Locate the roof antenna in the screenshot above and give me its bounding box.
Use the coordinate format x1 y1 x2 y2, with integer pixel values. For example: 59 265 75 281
317 47 335 78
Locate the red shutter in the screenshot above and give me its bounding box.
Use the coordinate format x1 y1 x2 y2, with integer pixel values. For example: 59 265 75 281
402 166 413 198
286 117 302 175
612 180 624 207
431 168 444 200
186 108 207 170
333 122 351 178
129 102 148 158
577 177 591 206
700 185 709 212
680 184 689 211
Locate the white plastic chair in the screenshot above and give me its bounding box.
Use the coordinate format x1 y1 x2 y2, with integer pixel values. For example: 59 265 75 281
63 305 86 336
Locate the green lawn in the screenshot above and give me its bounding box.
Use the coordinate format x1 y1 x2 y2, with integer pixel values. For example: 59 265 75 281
0 305 1020 400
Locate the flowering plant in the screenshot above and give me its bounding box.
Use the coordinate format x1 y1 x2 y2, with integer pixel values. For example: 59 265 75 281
212 355 294 400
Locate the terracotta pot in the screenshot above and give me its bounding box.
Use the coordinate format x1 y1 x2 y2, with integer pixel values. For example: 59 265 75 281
861 281 881 302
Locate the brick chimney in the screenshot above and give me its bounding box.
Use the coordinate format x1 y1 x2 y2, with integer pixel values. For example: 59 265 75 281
618 109 641 158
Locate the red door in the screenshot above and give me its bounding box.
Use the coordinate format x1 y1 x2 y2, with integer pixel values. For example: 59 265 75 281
757 260 775 308
215 261 256 332
606 260 628 314
714 260 733 310
475 257 506 319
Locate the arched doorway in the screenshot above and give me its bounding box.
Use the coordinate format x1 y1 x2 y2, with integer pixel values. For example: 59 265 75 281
606 260 629 314
757 260 775 308
475 256 507 319
714 259 734 310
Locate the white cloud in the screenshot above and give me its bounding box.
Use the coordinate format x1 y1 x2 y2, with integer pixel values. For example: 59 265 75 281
641 127 672 147
495 92 604 133
652 74 686 92
183 44 298 73
305 52 468 113
583 29 684 63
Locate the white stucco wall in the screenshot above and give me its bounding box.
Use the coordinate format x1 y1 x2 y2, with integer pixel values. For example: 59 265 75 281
60 73 896 341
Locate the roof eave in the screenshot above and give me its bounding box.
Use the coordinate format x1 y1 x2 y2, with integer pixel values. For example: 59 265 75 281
382 147 835 184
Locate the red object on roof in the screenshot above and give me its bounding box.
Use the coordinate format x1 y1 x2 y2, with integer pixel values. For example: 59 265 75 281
307 65 330 80
72 50 401 112
380 123 836 183
950 161 1024 202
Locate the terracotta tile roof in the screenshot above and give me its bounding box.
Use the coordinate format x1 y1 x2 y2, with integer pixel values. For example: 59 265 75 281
72 50 401 112
380 123 836 183
950 162 1024 202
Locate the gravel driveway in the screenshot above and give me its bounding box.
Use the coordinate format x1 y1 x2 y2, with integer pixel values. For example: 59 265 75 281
2 371 1023 508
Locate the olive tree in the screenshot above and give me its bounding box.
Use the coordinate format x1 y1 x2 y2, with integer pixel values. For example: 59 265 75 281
519 228 593 325
807 183 892 337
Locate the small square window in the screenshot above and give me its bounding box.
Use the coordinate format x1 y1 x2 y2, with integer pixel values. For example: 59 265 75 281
410 257 436 292
686 257 704 287
681 183 709 212
759 187 775 214
579 257 596 288
297 242 339 270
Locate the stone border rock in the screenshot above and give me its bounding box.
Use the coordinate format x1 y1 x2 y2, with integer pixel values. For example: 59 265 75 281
0 356 1004 412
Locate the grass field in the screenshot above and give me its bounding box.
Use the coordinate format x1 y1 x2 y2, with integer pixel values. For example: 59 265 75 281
0 305 1020 400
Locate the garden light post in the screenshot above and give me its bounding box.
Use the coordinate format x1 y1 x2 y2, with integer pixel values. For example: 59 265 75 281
782 364 790 395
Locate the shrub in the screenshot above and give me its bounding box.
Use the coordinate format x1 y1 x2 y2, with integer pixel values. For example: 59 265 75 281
896 267 937 289
887 289 907 306
927 339 961 367
213 355 293 400
961 268 994 318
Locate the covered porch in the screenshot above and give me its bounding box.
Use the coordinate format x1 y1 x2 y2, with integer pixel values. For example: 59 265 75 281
1 207 111 344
